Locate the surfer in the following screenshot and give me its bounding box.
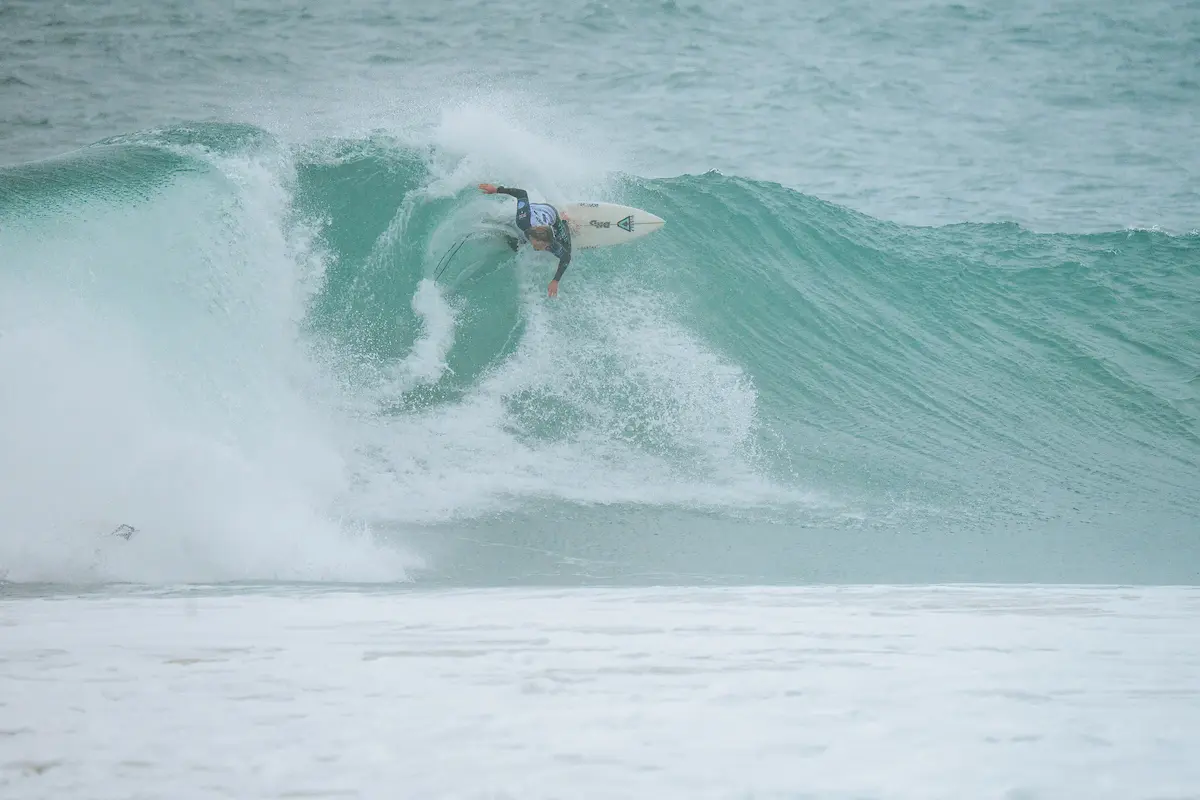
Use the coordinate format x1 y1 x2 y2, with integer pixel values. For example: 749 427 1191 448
478 183 572 298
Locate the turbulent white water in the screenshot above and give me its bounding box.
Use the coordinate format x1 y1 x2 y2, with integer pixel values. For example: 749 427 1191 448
4 585 1199 799
0 151 418 583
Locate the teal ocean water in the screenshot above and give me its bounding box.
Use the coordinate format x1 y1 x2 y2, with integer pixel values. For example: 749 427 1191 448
1 0 1198 585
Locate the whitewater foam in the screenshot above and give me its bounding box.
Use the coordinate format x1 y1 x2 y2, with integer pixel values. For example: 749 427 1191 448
0 145 417 583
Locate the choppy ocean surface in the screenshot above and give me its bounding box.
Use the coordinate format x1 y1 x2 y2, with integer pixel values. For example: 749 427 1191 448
1 0 1198 795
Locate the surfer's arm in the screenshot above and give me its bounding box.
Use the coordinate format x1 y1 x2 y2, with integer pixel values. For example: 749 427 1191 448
478 183 532 229
547 245 570 298
494 186 532 231
494 186 527 201
552 247 570 281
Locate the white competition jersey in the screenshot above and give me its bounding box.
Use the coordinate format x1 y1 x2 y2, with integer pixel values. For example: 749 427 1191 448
529 203 557 227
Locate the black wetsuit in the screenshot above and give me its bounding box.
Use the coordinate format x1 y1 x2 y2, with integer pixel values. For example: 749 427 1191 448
495 186 572 282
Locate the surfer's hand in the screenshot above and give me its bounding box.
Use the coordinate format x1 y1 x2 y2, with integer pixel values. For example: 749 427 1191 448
547 280 559 298
478 183 498 194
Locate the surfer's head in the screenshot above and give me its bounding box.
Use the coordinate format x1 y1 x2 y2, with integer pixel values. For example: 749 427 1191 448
527 226 553 250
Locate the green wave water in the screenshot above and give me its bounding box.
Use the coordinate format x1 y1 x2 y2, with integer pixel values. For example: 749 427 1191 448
1 124 1197 585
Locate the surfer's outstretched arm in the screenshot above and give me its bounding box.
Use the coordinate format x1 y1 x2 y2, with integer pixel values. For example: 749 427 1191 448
547 250 570 298
478 183 531 231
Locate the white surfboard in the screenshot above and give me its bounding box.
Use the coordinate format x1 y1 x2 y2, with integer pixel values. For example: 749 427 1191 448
559 201 665 249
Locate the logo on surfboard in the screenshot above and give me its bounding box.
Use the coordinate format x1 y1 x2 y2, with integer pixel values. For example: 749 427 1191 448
617 215 634 232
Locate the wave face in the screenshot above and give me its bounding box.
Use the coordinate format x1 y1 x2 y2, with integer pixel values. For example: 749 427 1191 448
2 123 1197 585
